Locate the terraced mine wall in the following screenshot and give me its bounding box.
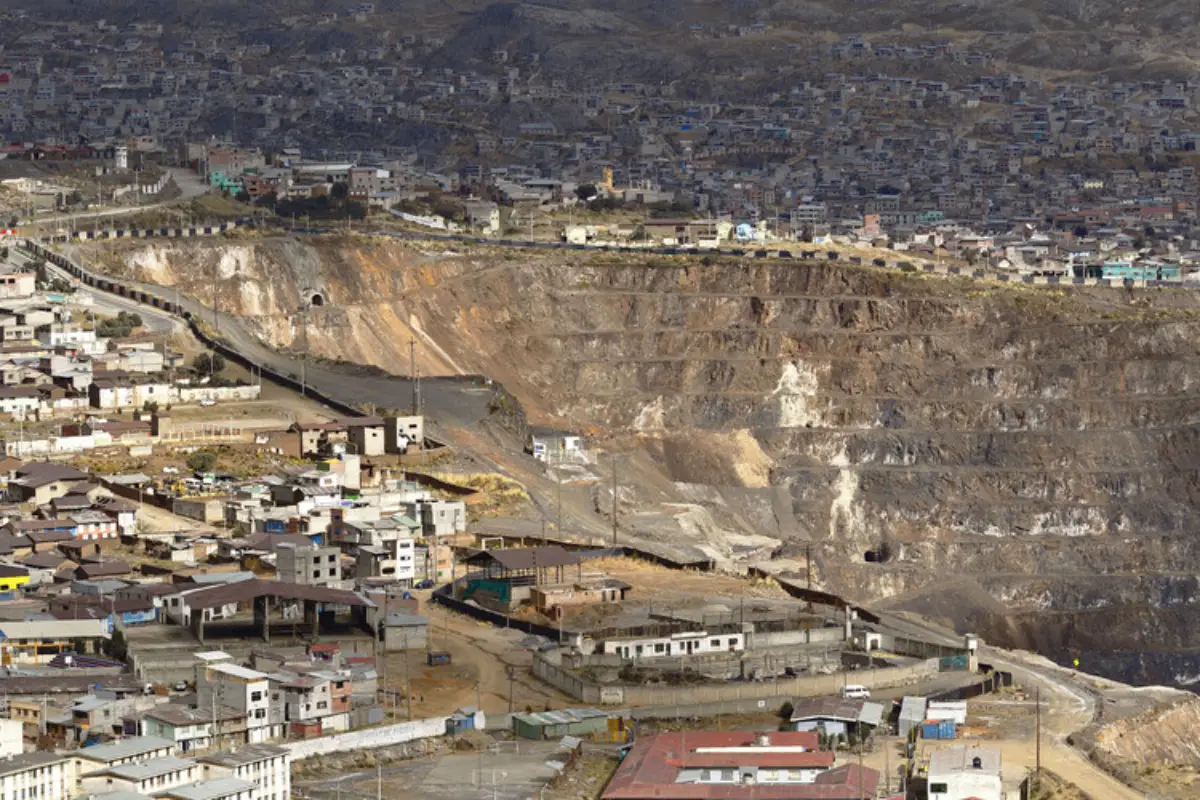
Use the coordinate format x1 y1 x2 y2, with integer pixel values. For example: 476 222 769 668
67 235 1200 687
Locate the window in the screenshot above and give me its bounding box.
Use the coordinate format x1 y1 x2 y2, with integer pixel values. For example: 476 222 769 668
654 643 665 654
728 638 738 647
929 783 948 793
254 709 266 719
316 701 328 710
251 691 263 702
328 554 336 562
711 639 720 648
312 570 320 579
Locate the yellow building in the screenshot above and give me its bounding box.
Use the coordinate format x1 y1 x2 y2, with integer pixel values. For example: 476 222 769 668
0 565 30 594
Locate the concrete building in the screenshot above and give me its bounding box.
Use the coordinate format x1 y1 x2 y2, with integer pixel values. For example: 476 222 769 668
196 662 281 744
156 777 257 800
379 613 428 651
602 630 746 660
0 753 71 800
927 745 1002 800
71 737 176 791
0 719 21 757
343 417 385 456
384 415 424 452
80 755 199 796
198 744 291 800
0 619 110 665
275 542 342 588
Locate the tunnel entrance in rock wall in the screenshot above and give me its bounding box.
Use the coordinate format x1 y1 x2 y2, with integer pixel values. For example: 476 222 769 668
864 542 893 563
310 292 326 307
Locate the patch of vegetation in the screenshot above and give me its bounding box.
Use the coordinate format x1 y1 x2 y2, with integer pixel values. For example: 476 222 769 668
185 449 219 473
96 311 143 338
191 352 226 374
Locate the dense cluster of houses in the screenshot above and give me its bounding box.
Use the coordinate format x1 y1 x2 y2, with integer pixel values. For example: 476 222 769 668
3 9 1200 249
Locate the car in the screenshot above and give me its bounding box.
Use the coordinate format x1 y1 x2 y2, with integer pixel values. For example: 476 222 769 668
840 684 871 699
173 680 189 692
199 398 216 407
415 579 435 589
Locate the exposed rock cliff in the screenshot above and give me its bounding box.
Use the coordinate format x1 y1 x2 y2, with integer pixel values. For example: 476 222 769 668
75 235 1200 686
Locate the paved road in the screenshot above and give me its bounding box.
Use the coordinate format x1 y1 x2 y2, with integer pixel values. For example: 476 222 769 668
24 250 180 334
57 261 497 428
23 168 211 227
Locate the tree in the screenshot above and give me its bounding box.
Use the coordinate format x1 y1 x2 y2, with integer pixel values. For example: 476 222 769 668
1073 225 1088 238
330 182 350 201
186 449 218 473
192 352 226 374
576 184 597 202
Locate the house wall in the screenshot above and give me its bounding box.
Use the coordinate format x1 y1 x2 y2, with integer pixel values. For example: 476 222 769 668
0 759 70 800
602 632 746 659
202 754 291 800
383 624 428 651
533 652 942 706
281 716 448 759
929 771 1002 800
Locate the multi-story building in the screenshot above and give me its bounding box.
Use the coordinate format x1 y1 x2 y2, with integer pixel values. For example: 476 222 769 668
196 661 282 744
71 736 175 791
198 744 292 800
275 542 343 588
0 753 71 800
79 755 199 796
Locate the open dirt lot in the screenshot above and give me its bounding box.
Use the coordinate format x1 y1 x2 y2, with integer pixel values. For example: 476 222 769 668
375 594 575 720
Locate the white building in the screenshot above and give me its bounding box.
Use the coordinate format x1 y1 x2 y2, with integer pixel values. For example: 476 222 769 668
157 777 257 800
198 744 290 800
602 630 745 660
196 662 278 744
0 719 22 757
80 755 199 796
0 754 71 800
71 736 176 791
927 745 1003 800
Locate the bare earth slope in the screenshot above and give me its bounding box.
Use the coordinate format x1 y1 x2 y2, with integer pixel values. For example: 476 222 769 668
77 235 1200 686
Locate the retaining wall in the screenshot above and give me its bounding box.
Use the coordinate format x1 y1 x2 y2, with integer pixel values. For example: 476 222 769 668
281 715 449 759
533 650 939 706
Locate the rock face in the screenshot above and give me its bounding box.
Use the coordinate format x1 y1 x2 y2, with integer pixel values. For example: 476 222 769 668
83 236 1200 686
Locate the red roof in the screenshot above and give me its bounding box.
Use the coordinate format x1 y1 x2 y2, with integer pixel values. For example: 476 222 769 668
603 733 878 800
679 752 834 769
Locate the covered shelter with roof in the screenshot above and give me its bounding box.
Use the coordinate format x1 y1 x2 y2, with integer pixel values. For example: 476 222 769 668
461 545 583 609
166 578 374 644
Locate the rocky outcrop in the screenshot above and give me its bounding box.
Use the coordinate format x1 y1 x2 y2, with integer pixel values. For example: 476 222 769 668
77 236 1200 685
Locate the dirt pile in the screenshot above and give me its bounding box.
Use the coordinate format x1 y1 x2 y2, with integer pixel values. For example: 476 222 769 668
1093 698 1200 798
73 235 1200 686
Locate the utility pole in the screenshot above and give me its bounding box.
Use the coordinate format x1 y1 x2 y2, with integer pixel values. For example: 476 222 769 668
857 734 864 800
611 453 618 547
212 259 219 332
1035 686 1041 792
884 737 891 795
556 470 562 535
403 631 412 720
506 665 516 713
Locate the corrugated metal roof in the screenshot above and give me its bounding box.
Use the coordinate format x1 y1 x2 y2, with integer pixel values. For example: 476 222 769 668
0 619 108 639
465 545 581 571
514 707 608 726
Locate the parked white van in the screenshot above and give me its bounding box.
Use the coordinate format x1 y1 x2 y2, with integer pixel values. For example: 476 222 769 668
841 684 871 699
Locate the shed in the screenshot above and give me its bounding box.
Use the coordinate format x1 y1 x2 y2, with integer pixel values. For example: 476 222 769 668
445 706 485 735
512 707 609 740
789 696 884 738
898 696 927 738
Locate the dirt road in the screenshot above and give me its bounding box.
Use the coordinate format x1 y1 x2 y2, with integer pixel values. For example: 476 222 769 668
981 648 1150 800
